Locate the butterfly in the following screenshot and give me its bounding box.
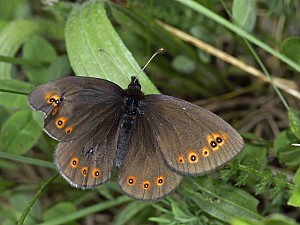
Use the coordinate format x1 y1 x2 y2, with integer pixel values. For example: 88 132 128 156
28 50 244 201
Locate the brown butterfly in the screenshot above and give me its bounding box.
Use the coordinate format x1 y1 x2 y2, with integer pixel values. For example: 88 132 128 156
28 50 244 201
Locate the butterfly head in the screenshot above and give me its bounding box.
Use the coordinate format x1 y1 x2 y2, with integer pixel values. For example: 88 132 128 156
127 76 141 93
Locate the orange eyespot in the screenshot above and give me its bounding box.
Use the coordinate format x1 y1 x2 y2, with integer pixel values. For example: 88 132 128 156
92 168 101 179
142 180 152 190
207 132 228 151
202 147 210 157
212 132 227 141
127 176 137 186
81 166 88 176
52 106 59 116
177 155 185 164
45 93 61 106
213 132 227 148
55 117 68 129
156 176 165 186
65 125 74 134
207 133 220 151
70 157 79 169
187 150 199 163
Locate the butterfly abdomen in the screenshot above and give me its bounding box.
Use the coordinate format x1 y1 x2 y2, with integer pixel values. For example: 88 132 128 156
116 77 145 167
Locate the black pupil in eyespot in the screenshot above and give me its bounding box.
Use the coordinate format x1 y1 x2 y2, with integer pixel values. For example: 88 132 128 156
211 141 217 148
191 155 196 161
217 137 222 143
73 160 76 165
159 179 163 183
144 184 148 188
58 120 62 125
129 179 133 183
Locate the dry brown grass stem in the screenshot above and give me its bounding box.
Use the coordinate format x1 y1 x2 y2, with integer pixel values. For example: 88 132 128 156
156 20 300 100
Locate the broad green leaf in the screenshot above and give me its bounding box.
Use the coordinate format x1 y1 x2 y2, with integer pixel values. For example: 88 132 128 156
0 0 30 20
239 143 267 171
35 196 130 225
0 92 29 109
114 202 149 225
31 110 44 129
0 110 41 154
23 35 57 85
22 35 57 62
232 217 260 225
274 130 300 166
288 167 300 207
172 55 196 74
0 79 33 109
280 37 300 66
265 213 298 225
232 0 256 32
171 200 189 218
190 25 212 63
0 106 9 128
274 130 298 154
242 132 270 145
65 1 158 94
148 217 172 223
278 147 300 167
10 192 42 224
43 202 77 224
0 20 8 30
181 177 262 223
0 19 63 79
46 54 71 81
0 79 34 94
288 109 300 140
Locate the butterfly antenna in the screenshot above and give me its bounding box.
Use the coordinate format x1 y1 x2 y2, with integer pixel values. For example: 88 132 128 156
98 48 130 81
292 144 300 146
135 48 164 81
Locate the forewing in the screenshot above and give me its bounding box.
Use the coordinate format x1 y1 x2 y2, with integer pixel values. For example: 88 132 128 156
142 94 244 176
118 114 183 201
54 104 123 188
28 76 124 141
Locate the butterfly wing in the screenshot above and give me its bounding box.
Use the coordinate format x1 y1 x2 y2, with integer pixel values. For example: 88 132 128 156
54 105 122 188
28 76 124 141
118 114 183 201
141 94 244 176
28 76 125 188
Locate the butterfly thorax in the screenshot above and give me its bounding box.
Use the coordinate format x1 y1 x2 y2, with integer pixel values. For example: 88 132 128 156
124 77 144 116
116 77 144 166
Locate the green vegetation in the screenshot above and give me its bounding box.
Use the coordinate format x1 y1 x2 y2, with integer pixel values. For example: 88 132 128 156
0 0 299 224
